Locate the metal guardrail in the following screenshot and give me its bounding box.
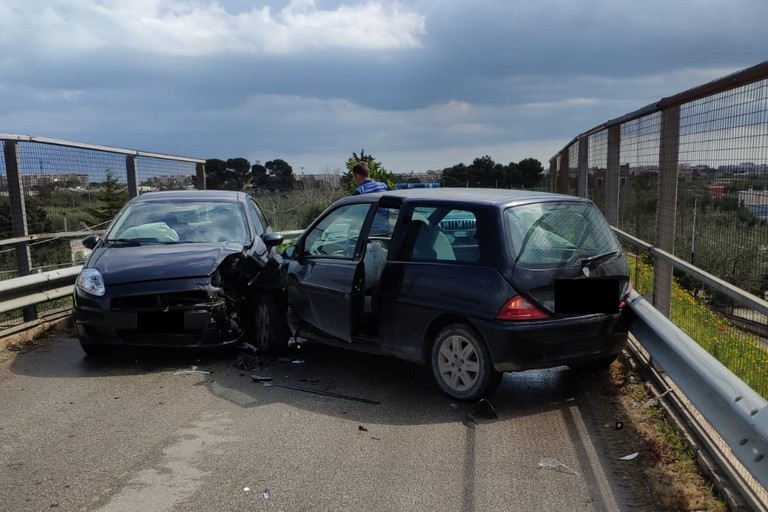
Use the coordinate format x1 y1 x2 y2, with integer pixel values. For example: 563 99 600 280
614 226 768 508
628 291 768 504
0 266 82 315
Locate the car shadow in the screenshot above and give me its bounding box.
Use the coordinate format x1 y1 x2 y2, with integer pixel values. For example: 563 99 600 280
205 340 600 429
6 333 606 428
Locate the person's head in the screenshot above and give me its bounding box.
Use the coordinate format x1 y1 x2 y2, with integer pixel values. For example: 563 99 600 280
352 161 370 185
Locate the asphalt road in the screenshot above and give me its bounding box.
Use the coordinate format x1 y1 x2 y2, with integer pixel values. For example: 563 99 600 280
0 333 656 512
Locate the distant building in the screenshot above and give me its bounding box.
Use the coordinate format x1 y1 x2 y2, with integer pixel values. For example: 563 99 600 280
0 173 90 190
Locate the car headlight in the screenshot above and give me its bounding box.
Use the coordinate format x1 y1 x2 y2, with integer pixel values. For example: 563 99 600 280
76 268 106 297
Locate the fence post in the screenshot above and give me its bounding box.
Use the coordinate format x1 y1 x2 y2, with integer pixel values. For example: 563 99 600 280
653 105 681 317
577 136 589 198
3 140 36 321
126 155 139 198
558 147 570 194
548 158 557 192
195 162 206 190
605 125 621 226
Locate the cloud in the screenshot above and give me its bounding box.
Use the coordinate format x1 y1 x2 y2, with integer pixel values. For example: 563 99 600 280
0 0 426 56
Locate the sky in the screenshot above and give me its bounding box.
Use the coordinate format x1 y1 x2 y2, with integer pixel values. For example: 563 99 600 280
1 0 767 176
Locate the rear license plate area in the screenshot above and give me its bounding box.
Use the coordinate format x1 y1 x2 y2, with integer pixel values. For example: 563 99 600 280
555 278 619 314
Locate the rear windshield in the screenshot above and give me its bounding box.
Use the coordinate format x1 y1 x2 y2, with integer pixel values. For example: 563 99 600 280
504 201 621 268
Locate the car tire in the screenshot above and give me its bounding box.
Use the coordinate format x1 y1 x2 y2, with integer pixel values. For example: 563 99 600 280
79 341 110 357
252 292 290 355
431 323 501 401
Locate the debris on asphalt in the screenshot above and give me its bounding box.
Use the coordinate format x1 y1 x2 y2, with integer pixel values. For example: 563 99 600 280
537 457 579 476
358 425 368 432
619 452 639 461
243 487 250 492
615 420 624 430
174 365 210 376
640 388 671 409
466 398 499 424
291 359 305 364
235 352 265 371
250 375 274 382
260 382 380 404
263 489 270 500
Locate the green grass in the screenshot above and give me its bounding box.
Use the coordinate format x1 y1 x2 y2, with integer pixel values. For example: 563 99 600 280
629 254 768 399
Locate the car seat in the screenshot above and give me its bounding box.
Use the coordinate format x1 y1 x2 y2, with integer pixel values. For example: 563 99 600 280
402 219 455 261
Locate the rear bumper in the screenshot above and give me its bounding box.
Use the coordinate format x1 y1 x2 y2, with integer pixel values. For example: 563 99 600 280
474 310 633 372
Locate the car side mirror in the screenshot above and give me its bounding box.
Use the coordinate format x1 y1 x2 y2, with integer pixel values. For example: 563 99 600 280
263 232 284 249
82 234 100 250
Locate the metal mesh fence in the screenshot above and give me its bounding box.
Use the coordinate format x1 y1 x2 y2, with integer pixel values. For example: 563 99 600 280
587 130 607 210
552 71 768 397
567 141 578 194
0 136 203 278
618 113 662 245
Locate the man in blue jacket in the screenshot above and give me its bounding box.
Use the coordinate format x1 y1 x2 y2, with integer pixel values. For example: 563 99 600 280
352 161 389 195
352 161 390 234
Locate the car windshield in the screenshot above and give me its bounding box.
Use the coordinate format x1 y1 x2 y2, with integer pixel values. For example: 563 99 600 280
105 200 248 244
504 201 621 268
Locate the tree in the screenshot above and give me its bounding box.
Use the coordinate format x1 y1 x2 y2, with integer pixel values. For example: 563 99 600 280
468 156 505 187
85 169 128 226
204 158 252 190
344 150 395 193
518 158 544 188
265 159 296 191
204 159 229 190
226 158 252 190
441 163 468 187
250 163 270 191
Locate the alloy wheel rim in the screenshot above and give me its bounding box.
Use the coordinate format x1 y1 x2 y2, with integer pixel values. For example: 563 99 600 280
437 334 480 392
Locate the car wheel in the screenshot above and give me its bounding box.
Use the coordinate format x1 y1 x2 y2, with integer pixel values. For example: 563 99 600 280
79 341 110 357
252 293 289 355
431 323 501 401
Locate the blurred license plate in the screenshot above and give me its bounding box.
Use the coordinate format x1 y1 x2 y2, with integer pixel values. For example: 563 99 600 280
555 278 619 314
137 312 184 333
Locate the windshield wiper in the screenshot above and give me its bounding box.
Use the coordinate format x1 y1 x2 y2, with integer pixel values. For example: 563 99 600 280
577 251 618 274
105 238 142 246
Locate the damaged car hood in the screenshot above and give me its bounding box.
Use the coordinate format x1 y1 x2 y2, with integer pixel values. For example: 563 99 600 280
87 243 245 285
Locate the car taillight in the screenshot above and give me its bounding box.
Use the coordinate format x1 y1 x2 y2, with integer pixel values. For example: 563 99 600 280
496 295 550 321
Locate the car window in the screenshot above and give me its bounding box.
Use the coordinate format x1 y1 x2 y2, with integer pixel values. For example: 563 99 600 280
107 200 248 244
303 203 371 258
504 201 621 267
399 207 479 263
245 197 267 235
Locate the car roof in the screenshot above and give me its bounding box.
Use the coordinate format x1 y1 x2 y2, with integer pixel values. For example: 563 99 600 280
336 187 590 208
130 190 249 203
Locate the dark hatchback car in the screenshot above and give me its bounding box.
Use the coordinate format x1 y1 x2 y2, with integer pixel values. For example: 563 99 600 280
281 188 634 400
73 190 287 355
